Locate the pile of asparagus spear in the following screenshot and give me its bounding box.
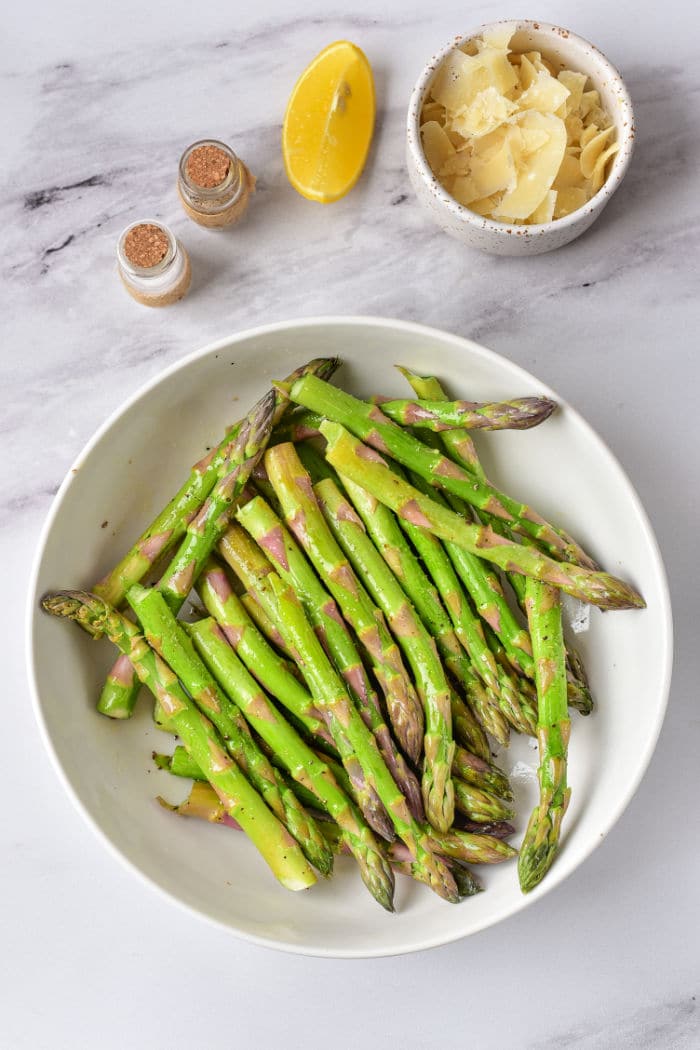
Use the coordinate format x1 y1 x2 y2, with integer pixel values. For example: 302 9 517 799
42 356 645 910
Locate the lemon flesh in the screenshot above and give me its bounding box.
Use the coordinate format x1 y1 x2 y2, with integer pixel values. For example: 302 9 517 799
282 40 375 204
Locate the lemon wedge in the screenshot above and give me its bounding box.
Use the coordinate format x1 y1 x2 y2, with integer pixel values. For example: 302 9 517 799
282 40 375 203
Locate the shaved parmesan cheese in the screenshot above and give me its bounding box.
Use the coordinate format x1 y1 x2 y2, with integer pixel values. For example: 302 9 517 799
451 86 517 138
421 121 455 175
430 50 489 112
529 189 557 224
492 111 566 219
554 186 588 218
517 70 570 115
419 26 617 224
558 69 587 114
480 22 517 51
580 125 615 178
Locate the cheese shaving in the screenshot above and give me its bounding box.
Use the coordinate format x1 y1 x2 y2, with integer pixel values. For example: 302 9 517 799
421 28 617 225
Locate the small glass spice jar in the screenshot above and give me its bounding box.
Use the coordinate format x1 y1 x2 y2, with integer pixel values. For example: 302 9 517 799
178 139 256 228
117 221 191 307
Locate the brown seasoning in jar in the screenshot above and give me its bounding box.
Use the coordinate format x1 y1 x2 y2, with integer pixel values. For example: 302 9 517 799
186 144 231 189
178 138 255 228
123 223 170 268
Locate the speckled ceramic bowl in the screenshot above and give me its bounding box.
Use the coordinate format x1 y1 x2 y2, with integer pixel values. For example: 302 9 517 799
406 21 635 256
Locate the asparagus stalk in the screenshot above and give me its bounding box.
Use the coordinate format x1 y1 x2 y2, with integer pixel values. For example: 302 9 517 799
286 374 597 568
236 495 424 819
188 616 396 908
453 779 516 824
264 571 459 901
519 580 571 893
394 367 485 478
320 421 645 611
96 390 274 718
218 524 395 842
449 690 497 761
239 591 296 658
313 478 455 833
378 396 557 432
127 584 333 876
154 747 204 779
389 470 529 735
41 590 316 891
330 470 501 750
96 655 140 718
157 390 276 612
452 747 513 801
400 369 593 715
156 779 242 829
263 443 425 763
94 357 338 609
196 558 333 748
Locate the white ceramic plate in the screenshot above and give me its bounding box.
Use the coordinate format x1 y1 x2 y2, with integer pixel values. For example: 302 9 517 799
27 317 672 957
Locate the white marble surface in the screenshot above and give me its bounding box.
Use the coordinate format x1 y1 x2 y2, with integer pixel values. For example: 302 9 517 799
4 0 699 1046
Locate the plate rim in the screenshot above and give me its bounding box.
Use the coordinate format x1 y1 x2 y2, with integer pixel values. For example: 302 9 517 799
25 314 674 958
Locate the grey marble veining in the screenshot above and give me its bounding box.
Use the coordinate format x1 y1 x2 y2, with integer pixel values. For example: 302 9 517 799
3 1 699 1048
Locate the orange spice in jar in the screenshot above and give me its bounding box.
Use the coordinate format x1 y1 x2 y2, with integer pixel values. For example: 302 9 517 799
178 139 256 228
117 221 191 306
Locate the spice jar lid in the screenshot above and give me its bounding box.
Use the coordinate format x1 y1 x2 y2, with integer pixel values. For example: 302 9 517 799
117 220 177 278
178 139 244 211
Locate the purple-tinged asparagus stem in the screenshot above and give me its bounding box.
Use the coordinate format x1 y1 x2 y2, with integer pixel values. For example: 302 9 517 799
127 584 333 877
157 389 276 612
41 590 316 891
263 442 424 764
395 367 485 478
94 357 339 611
320 421 645 611
218 524 395 842
399 368 594 715
286 374 597 568
452 746 513 801
327 466 502 750
236 495 424 821
188 615 399 907
196 558 334 748
314 478 455 834
156 780 243 830
379 396 557 432
265 571 459 902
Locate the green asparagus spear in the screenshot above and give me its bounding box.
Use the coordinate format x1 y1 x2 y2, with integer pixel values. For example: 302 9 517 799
313 477 455 834
157 390 276 612
264 571 459 901
236 495 424 819
127 584 332 876
378 396 556 432
332 471 503 748
452 747 513 801
449 690 497 761
239 591 296 658
286 374 596 568
196 558 333 748
263 442 425 763
320 421 645 611
518 580 571 893
41 590 316 891
398 368 593 715
188 616 397 908
95 358 338 610
218 525 395 842
453 779 516 824
394 367 485 478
